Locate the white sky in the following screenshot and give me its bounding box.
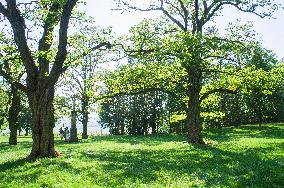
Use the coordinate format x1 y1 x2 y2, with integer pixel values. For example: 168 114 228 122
84 0 284 59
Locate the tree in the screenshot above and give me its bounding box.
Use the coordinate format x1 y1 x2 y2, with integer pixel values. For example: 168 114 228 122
0 82 9 132
59 20 112 139
0 33 25 145
19 102 32 136
99 60 186 135
115 0 281 144
0 0 79 157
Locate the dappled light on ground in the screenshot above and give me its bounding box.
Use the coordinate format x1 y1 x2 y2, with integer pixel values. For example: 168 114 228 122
0 123 284 187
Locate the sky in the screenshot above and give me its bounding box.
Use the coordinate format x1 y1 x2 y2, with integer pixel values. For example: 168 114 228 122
84 0 284 59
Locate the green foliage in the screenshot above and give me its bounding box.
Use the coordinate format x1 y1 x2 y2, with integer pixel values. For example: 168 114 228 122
0 123 284 187
19 104 32 136
0 85 9 131
99 91 168 135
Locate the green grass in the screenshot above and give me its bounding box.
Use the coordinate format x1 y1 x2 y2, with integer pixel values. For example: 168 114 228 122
0 123 284 188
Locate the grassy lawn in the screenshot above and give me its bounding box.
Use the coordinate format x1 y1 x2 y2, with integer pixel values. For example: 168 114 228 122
0 123 284 188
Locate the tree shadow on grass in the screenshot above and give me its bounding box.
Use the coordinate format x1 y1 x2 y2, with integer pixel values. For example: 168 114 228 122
77 143 284 187
205 124 284 142
1 124 283 187
0 157 34 171
88 134 185 146
0 141 32 153
0 156 82 187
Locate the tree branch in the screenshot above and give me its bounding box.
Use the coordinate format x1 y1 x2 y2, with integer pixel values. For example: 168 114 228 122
0 65 27 92
49 0 79 85
95 87 187 110
200 88 237 101
38 2 61 77
1 1 38 83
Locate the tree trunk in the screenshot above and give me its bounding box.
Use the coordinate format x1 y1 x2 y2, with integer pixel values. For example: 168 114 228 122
25 128 29 136
8 86 21 145
186 67 205 144
81 99 89 139
151 121 157 134
70 110 78 142
28 85 57 158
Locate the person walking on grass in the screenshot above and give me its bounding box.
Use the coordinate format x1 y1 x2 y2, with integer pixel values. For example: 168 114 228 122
65 127 70 142
64 126 68 139
59 127 64 140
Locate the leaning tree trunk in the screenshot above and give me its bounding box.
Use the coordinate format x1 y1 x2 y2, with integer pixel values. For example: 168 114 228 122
186 67 205 144
28 84 57 158
8 86 21 145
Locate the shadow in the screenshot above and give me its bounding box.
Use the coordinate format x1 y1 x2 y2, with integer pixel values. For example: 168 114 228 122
0 124 283 187
204 123 284 142
77 142 284 187
0 157 35 171
87 134 185 146
0 141 32 153
0 157 82 187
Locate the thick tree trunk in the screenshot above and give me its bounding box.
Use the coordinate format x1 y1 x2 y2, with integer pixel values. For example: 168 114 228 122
81 99 89 139
8 86 21 145
186 67 205 144
28 85 57 158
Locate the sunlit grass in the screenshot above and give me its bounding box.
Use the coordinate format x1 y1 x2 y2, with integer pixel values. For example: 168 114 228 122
0 123 284 187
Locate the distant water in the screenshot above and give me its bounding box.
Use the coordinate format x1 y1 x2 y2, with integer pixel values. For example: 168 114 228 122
55 114 109 135
1 113 109 135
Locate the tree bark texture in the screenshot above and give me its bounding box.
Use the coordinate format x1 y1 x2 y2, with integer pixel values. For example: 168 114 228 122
70 110 78 142
186 67 205 144
8 86 21 145
28 85 57 158
81 99 89 139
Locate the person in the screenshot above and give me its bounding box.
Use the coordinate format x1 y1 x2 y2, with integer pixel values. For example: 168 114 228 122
64 126 68 139
65 127 70 142
59 127 64 140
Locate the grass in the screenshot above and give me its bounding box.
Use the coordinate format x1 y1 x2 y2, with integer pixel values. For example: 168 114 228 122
0 123 284 188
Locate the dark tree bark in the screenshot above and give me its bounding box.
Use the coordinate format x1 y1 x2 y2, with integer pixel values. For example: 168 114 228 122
0 0 79 158
8 86 21 145
186 67 204 144
28 85 56 157
70 111 78 142
81 98 89 139
69 97 78 142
